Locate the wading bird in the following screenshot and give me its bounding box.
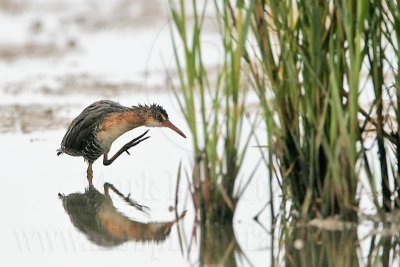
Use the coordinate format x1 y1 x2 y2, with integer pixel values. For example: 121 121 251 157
57 100 186 185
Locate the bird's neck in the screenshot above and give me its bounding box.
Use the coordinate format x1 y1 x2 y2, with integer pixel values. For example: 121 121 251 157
124 109 148 128
96 110 148 149
100 110 147 131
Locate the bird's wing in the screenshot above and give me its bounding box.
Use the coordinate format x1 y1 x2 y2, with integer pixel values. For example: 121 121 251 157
61 101 127 154
61 111 99 155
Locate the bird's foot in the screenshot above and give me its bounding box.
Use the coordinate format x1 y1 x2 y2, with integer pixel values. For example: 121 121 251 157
123 130 151 155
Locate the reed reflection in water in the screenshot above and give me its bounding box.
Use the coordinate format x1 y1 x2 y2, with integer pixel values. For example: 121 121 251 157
281 221 400 267
59 183 186 247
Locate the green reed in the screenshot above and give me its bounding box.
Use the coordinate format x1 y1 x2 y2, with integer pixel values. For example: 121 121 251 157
245 0 400 219
169 0 400 222
168 0 253 224
247 0 366 219
383 0 400 210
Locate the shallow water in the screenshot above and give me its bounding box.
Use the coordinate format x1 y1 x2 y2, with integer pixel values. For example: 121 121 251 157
0 127 270 266
2 104 399 267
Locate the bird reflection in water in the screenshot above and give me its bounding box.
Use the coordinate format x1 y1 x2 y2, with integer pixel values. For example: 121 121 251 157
59 183 186 247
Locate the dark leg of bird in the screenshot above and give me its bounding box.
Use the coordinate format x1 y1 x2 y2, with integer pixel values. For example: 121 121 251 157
87 162 93 186
103 182 149 212
103 130 150 166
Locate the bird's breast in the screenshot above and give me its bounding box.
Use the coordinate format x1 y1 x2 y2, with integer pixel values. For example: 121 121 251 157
96 112 140 151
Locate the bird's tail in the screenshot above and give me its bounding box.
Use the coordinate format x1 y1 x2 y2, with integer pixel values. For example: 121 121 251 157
56 148 63 156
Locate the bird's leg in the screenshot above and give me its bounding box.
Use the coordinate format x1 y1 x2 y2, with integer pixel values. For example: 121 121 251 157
103 130 150 166
87 162 94 186
103 182 149 212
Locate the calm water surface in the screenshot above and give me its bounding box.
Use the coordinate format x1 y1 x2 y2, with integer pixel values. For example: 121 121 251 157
1 127 399 266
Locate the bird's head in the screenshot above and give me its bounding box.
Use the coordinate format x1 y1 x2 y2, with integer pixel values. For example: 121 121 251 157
143 104 186 138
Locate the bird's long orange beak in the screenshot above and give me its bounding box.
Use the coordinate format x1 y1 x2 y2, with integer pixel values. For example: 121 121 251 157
162 120 186 138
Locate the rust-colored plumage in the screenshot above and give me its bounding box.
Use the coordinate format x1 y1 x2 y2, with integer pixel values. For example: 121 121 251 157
57 100 186 185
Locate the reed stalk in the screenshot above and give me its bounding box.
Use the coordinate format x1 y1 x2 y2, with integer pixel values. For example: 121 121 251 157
243 0 366 219
169 0 253 224
169 0 400 222
245 0 400 219
384 0 400 209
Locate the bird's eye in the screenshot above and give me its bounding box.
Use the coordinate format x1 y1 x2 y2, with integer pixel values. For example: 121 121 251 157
156 114 163 121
